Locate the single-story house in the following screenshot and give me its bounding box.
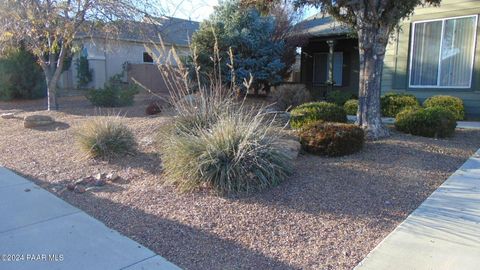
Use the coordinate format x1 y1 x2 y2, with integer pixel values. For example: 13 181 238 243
59 16 199 93
298 0 480 118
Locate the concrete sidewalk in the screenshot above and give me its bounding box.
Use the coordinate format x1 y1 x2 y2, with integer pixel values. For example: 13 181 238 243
347 115 480 129
355 149 480 270
0 168 180 270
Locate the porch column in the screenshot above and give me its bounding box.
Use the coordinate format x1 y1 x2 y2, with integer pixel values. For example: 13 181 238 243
326 39 336 86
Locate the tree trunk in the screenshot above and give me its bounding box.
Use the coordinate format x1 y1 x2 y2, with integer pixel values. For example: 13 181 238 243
43 46 67 111
356 27 390 140
46 77 58 111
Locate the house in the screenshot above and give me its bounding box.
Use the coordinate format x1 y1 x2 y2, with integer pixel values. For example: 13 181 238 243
298 0 480 118
60 17 199 94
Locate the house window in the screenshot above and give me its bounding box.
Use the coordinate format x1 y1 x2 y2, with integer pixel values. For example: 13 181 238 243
313 52 343 86
409 15 478 88
143 52 153 63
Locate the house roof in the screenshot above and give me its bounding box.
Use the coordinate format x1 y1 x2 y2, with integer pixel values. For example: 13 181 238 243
80 16 199 47
297 13 352 38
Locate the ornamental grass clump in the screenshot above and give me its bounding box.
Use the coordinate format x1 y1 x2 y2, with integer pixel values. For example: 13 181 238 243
153 39 293 194
75 116 136 159
161 106 293 194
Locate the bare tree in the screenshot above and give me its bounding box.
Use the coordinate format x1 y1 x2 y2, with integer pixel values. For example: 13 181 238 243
0 0 160 110
293 0 441 139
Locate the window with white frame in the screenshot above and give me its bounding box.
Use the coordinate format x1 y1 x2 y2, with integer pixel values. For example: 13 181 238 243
409 15 478 88
313 52 343 86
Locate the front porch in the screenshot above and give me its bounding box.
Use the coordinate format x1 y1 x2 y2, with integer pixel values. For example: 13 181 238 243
300 36 359 99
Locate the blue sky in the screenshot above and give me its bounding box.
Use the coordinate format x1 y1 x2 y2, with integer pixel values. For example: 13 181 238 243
163 0 319 21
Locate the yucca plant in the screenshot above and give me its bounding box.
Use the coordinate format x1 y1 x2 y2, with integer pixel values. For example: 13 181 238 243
75 116 136 159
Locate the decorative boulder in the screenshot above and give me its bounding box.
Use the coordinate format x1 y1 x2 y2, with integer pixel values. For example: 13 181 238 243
24 115 54 128
277 138 301 160
1 113 15 119
145 101 162 115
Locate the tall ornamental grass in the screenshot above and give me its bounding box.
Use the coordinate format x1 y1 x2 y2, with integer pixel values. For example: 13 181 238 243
151 40 293 194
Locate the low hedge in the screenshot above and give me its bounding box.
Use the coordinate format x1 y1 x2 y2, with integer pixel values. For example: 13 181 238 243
394 107 457 138
423 95 465 120
381 92 420 117
290 102 347 129
344 99 358 115
298 121 364 156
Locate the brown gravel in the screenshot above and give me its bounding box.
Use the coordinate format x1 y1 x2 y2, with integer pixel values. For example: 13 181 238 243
1 96 480 270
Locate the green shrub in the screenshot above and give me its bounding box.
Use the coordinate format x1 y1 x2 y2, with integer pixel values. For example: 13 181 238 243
298 121 364 156
270 83 311 111
160 105 293 194
344 99 358 115
381 92 420 117
0 47 46 100
423 95 465 120
395 107 457 138
75 116 137 159
326 90 357 106
290 102 347 129
86 75 139 107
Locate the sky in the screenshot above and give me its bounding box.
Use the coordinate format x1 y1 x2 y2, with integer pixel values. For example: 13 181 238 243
161 0 319 22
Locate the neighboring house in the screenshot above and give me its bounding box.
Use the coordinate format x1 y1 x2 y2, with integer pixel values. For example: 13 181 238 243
298 0 480 118
60 16 199 94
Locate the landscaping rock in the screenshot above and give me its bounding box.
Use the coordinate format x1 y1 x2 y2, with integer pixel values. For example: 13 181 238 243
276 138 301 160
23 115 54 128
75 176 93 185
145 102 162 115
1 113 15 119
106 172 119 182
67 183 76 191
74 185 86 194
94 173 105 181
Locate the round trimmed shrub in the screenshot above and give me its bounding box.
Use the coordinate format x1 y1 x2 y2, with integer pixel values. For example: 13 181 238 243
75 116 137 159
290 102 347 129
298 121 364 156
381 92 420 117
344 99 358 115
395 107 457 138
423 95 464 120
326 90 357 106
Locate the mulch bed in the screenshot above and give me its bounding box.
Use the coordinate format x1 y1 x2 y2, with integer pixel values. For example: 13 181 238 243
1 96 479 270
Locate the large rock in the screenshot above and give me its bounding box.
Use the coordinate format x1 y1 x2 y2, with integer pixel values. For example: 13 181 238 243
263 108 291 128
1 113 15 119
276 138 301 160
24 115 54 128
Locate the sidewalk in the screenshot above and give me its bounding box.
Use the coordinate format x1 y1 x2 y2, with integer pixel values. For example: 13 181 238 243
355 149 480 270
0 168 180 270
347 115 480 129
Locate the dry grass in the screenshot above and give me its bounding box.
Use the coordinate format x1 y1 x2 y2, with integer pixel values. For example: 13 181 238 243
1 96 480 270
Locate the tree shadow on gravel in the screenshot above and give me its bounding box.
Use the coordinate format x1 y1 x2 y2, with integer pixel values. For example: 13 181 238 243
29 121 71 132
25 175 298 270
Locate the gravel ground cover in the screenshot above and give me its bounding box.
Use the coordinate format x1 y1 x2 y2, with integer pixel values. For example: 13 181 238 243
1 96 480 270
